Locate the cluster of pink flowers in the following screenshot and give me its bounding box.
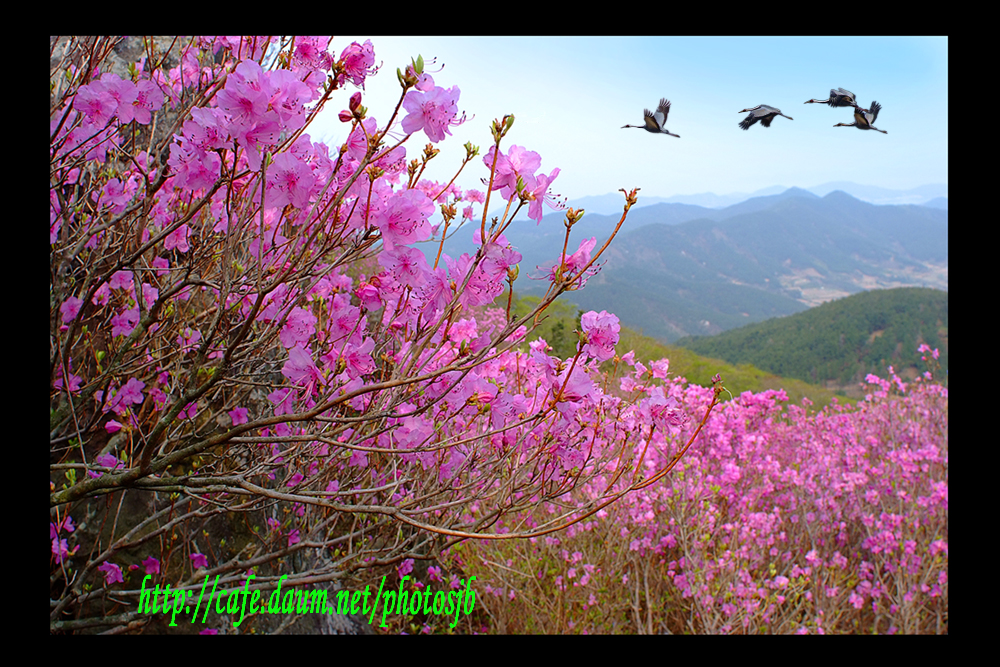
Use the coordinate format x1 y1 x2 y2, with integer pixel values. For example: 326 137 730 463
401 76 463 143
483 144 565 223
455 359 948 633
48 36 649 631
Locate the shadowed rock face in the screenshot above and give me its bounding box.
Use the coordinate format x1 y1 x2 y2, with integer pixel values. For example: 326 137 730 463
266 550 377 635
316 607 376 635
50 36 185 101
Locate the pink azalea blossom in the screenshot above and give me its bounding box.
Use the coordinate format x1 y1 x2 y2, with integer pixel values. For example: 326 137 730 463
543 237 598 288
108 270 135 292
418 265 454 320
524 169 564 223
99 73 139 123
234 115 281 172
108 377 145 415
163 224 190 252
176 326 202 353
293 36 333 69
341 337 377 379
177 402 198 421
282 345 325 388
168 140 221 191
60 296 83 323
98 561 124 585
339 40 377 88
101 177 136 214
378 246 430 288
484 145 541 200
580 310 620 362
401 85 464 143
267 69 312 131
216 59 271 126
131 79 164 125
52 538 72 564
375 189 434 249
280 306 318 348
74 81 117 125
229 407 249 425
267 151 316 210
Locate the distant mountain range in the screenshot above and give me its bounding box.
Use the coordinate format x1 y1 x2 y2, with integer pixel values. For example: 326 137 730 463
567 182 948 215
428 186 948 343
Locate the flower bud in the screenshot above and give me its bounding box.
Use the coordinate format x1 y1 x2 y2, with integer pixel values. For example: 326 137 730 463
440 202 457 222
620 187 640 210
564 207 585 227
398 66 418 89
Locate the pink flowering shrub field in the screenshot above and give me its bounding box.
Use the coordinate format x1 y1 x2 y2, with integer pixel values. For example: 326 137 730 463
450 353 947 634
49 36 947 634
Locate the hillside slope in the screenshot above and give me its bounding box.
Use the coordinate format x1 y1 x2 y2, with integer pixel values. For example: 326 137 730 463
674 287 948 391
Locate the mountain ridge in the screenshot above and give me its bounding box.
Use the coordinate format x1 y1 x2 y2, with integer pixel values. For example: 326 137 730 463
428 186 947 343
565 182 948 216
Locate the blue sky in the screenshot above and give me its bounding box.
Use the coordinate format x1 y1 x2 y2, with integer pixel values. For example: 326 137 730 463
308 37 947 203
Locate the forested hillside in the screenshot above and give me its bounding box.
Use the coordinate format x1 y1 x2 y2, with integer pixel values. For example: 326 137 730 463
508 295 850 408
675 287 948 389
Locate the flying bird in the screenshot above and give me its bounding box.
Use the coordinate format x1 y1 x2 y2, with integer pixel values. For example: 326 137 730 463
804 88 857 107
622 98 680 137
834 101 888 134
738 105 793 130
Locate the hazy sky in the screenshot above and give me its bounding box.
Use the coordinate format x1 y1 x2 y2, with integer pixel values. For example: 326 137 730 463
308 36 947 202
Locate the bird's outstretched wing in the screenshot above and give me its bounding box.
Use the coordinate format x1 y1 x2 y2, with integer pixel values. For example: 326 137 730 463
869 101 882 125
760 115 774 128
657 98 672 121
853 104 868 126
642 109 658 131
739 113 756 130
833 88 856 106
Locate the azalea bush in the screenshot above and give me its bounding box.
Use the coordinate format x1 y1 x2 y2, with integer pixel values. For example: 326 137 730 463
49 36 728 634
456 355 948 634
